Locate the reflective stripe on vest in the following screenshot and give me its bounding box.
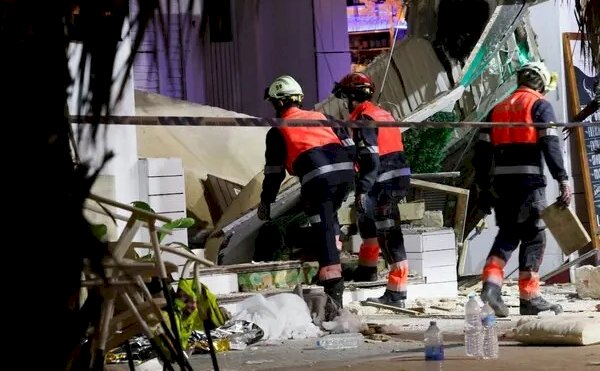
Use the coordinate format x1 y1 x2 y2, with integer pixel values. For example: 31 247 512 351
493 165 543 175
279 107 342 174
341 138 355 147
350 101 404 155
489 87 545 145
301 161 354 185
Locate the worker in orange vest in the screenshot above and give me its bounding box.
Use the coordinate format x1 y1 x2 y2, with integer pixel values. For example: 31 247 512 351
474 62 572 317
332 72 411 308
257 75 354 309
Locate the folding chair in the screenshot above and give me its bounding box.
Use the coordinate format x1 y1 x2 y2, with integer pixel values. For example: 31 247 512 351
82 194 217 370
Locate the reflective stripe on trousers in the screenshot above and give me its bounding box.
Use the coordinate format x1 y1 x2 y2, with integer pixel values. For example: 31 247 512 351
519 271 541 300
387 260 408 292
493 165 542 175
358 241 380 267
301 162 354 185
377 167 411 182
341 139 355 147
482 255 506 287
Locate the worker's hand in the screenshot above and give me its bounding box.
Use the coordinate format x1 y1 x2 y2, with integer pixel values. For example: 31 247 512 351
257 201 271 221
557 181 572 208
354 193 367 214
477 188 495 215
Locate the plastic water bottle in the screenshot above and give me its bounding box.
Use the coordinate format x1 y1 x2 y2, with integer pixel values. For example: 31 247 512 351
481 302 499 359
464 292 483 358
317 333 363 350
424 321 444 361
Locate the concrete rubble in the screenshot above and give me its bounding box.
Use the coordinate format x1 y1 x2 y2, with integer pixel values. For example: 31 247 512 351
575 265 600 299
179 284 599 371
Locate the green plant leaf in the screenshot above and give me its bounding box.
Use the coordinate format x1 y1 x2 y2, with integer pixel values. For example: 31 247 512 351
164 217 196 230
131 201 155 213
91 223 108 240
158 217 196 242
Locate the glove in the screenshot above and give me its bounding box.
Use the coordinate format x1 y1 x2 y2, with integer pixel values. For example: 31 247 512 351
476 188 496 215
354 193 367 214
257 201 271 221
557 180 572 208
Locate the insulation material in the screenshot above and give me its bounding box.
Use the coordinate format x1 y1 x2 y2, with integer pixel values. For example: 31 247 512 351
511 314 600 346
135 90 267 225
575 266 600 299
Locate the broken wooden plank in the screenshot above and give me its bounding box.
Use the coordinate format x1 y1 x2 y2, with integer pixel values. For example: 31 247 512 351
410 178 469 195
190 260 303 276
360 301 423 316
204 174 243 224
411 172 461 179
454 190 470 247
410 178 469 246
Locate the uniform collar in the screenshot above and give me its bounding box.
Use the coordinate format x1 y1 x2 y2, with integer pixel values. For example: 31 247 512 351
350 101 374 120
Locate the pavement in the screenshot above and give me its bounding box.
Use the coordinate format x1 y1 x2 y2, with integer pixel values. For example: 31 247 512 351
108 283 600 371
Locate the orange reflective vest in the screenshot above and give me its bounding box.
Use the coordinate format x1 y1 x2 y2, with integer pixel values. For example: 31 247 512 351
489 87 545 145
350 101 404 155
279 107 341 174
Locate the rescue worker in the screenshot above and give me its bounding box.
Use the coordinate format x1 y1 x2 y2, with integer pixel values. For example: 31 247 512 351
332 72 411 308
474 61 572 317
257 75 354 309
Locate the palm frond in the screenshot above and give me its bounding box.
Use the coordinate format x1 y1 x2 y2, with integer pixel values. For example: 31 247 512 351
570 0 600 71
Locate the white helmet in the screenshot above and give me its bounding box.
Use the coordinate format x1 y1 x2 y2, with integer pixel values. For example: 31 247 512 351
518 61 557 92
265 75 304 102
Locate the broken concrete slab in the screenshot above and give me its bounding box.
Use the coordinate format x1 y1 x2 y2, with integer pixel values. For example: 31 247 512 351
411 210 444 228
575 265 600 299
204 173 299 264
398 201 426 221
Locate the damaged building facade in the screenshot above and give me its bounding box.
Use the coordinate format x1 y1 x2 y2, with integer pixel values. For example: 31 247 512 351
74 0 598 306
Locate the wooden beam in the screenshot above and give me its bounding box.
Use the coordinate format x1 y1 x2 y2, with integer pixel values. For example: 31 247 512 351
563 33 599 250
410 178 469 195
410 178 470 248
454 191 470 246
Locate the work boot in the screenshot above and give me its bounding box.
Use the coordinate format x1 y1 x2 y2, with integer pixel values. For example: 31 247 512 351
322 277 345 309
480 283 510 318
366 289 406 308
520 296 563 315
353 265 378 282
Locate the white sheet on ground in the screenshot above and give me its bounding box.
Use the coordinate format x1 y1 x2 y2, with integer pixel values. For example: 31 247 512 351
232 293 321 340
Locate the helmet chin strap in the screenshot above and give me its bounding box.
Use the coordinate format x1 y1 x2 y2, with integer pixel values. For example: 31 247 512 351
272 98 302 117
346 98 355 113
